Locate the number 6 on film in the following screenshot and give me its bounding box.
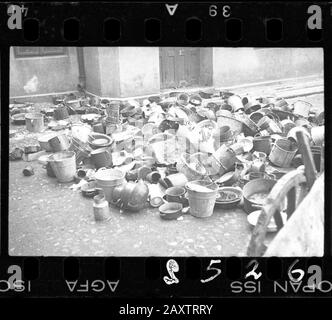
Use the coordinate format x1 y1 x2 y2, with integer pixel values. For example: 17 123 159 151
201 259 222 283
288 259 305 282
163 259 180 285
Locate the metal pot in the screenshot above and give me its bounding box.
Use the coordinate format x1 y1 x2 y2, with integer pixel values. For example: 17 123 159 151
242 178 276 214
49 134 70 152
43 161 56 177
127 180 149 211
241 116 259 136
90 147 112 169
253 135 272 155
227 95 244 112
112 180 149 211
111 184 125 205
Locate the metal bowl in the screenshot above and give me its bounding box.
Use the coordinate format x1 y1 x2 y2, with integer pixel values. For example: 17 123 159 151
215 187 242 209
88 133 113 149
11 113 26 125
159 202 183 220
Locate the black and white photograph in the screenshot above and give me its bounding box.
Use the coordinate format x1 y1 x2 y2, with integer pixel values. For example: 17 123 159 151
8 46 324 257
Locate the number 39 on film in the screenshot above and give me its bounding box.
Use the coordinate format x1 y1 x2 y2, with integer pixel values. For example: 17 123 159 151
209 5 231 18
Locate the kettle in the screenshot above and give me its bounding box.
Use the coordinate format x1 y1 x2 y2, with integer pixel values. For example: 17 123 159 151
111 180 149 212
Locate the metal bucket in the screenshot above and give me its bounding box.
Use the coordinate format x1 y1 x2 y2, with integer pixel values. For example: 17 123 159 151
185 180 218 218
38 133 57 152
49 151 76 183
216 115 243 135
241 116 259 136
106 103 120 124
212 145 237 172
257 116 282 134
90 147 113 169
95 168 126 203
253 135 272 155
293 100 312 118
45 161 56 177
25 113 44 132
227 95 244 112
49 134 70 152
269 138 298 167
176 153 207 181
54 105 69 120
68 137 91 164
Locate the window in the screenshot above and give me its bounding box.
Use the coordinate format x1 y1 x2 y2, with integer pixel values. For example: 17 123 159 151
14 47 67 58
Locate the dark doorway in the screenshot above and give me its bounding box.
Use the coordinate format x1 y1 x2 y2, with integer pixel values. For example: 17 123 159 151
159 47 201 89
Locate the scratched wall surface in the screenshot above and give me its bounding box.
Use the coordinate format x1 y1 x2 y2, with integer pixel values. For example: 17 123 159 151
199 48 213 87
10 47 79 98
83 47 103 97
118 47 161 98
83 47 121 98
212 48 324 88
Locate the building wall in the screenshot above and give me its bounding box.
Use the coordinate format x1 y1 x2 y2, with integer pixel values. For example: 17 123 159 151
84 47 159 98
10 47 79 98
98 47 121 97
84 47 121 98
199 48 213 87
83 47 103 97
9 47 323 100
118 47 160 97
212 48 323 88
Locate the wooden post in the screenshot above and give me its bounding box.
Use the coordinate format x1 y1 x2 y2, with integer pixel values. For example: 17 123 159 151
247 168 306 256
295 130 317 189
320 143 324 173
76 47 86 89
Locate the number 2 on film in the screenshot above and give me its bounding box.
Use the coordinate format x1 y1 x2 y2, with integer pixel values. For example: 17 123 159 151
209 5 231 18
163 259 180 285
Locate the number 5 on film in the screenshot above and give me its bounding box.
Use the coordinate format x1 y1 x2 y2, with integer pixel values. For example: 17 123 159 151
201 259 222 283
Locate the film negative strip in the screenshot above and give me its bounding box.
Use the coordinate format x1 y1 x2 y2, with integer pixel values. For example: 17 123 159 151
0 0 331 308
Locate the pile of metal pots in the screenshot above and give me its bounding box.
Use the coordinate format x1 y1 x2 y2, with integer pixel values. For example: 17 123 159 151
28 90 324 218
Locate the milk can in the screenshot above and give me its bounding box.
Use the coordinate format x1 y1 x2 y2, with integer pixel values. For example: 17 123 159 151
93 194 111 222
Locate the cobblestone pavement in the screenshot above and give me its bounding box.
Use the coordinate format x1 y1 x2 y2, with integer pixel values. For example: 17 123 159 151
9 159 253 256
8 93 323 256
